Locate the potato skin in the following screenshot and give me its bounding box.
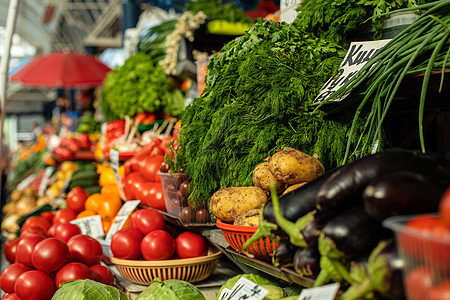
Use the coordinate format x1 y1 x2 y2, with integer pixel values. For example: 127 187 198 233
281 182 307 196
233 209 261 226
210 187 268 222
253 162 285 194
268 147 325 185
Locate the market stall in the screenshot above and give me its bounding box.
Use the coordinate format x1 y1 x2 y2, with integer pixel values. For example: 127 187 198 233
1 0 450 299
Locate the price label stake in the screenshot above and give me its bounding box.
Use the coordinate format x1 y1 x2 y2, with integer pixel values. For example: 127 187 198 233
227 277 269 300
71 215 104 238
110 148 127 200
298 283 340 300
105 200 141 241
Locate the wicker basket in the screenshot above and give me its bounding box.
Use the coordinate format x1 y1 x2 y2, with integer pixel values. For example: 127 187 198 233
216 219 278 261
110 247 222 285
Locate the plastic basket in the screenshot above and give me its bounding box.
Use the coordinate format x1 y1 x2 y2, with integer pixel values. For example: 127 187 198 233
383 215 450 300
110 247 222 285
216 219 278 261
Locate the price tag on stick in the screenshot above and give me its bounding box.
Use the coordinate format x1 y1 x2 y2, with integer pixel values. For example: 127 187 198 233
297 283 340 300
71 215 104 238
110 148 127 200
226 277 269 300
105 200 141 241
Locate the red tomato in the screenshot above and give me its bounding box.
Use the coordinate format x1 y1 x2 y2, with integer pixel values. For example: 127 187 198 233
52 223 82 243
66 187 89 213
40 212 54 225
440 187 450 229
15 234 45 268
2 293 21 300
0 263 32 293
20 226 48 239
429 280 450 300
164 225 178 238
14 270 56 300
175 231 208 259
111 228 143 260
4 239 20 264
133 208 165 235
130 209 143 229
22 216 51 232
55 262 92 289
67 234 103 266
89 264 114 286
140 155 165 182
123 172 145 201
47 223 58 237
31 238 70 273
405 266 434 300
53 208 77 224
132 151 150 173
140 230 175 261
137 182 166 211
424 221 450 268
399 215 441 259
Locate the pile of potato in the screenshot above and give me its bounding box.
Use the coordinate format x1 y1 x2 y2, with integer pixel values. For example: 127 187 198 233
210 147 325 226
46 161 78 198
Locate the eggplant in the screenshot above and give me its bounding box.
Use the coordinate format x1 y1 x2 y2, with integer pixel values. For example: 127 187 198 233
272 240 296 268
316 149 450 212
300 209 339 249
293 247 321 277
363 171 448 221
341 240 406 300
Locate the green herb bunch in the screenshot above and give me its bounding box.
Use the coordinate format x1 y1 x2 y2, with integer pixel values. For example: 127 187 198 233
172 20 372 208
100 52 185 121
185 0 254 24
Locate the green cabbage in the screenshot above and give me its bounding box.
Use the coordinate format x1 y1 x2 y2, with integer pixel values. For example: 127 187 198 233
137 278 205 300
217 274 280 300
52 279 130 300
260 285 286 299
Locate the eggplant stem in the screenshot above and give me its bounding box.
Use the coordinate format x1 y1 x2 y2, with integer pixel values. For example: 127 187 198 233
330 259 351 283
242 206 278 251
339 278 373 300
314 269 330 287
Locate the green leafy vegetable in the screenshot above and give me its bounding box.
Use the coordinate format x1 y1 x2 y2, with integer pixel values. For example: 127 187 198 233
217 274 280 299
137 278 205 300
52 279 130 300
185 0 253 24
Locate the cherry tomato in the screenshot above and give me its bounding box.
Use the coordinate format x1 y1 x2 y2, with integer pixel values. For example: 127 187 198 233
19 226 48 239
14 270 56 300
31 238 70 273
52 223 82 243
89 264 114 286
123 172 144 201
429 279 450 300
16 234 45 268
440 187 450 229
67 234 103 266
405 266 434 300
133 208 165 235
140 155 165 182
399 215 441 259
140 230 175 261
175 231 208 259
2 293 21 300
22 216 51 232
0 263 32 293
424 221 450 268
195 209 209 223
53 208 77 224
4 239 20 264
40 212 54 225
55 262 92 289
66 187 89 213
111 228 143 260
179 181 190 197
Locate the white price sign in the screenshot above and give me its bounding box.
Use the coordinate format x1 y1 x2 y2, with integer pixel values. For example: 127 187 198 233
17 174 36 191
225 277 269 300
105 200 140 241
280 0 301 23
110 148 126 200
71 215 104 238
298 283 340 300
38 167 54 197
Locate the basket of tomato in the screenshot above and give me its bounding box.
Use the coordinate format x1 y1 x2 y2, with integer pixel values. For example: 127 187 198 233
383 187 450 300
109 208 221 285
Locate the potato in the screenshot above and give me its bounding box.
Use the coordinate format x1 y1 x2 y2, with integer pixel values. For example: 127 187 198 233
233 209 261 226
281 182 307 196
253 162 286 194
210 186 267 222
10 189 22 202
268 147 325 185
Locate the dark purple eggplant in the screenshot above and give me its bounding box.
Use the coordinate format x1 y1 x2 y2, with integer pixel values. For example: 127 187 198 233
316 149 450 212
301 209 339 249
363 171 448 221
293 247 321 277
272 240 296 268
340 240 406 300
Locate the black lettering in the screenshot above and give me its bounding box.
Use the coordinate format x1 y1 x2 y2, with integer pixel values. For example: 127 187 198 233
342 44 363 67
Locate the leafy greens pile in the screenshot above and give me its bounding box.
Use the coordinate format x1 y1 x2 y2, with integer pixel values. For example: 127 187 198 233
100 52 185 121
185 0 253 24
173 20 373 208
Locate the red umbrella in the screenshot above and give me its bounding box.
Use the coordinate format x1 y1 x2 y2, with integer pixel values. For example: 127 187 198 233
10 51 112 88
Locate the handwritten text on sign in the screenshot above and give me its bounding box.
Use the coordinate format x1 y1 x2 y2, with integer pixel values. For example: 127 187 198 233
313 40 391 105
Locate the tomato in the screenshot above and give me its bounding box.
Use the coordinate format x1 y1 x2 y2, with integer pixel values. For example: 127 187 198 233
130 209 143 229
399 215 441 259
53 146 74 161
440 187 450 228
175 231 208 259
424 221 450 268
140 155 164 182
89 264 114 286
429 280 450 300
2 293 21 300
16 234 45 268
52 223 82 243
55 262 92 289
195 208 210 223
20 226 48 239
97 195 122 221
67 234 103 266
53 208 77 224
76 133 91 150
4 239 20 264
0 263 32 293
405 266 434 300
22 216 51 232
138 182 166 211
111 228 143 260
66 187 89 213
15 270 56 300
164 225 178 238
123 172 144 201
140 230 175 261
133 208 165 235
31 238 70 272
40 212 54 225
